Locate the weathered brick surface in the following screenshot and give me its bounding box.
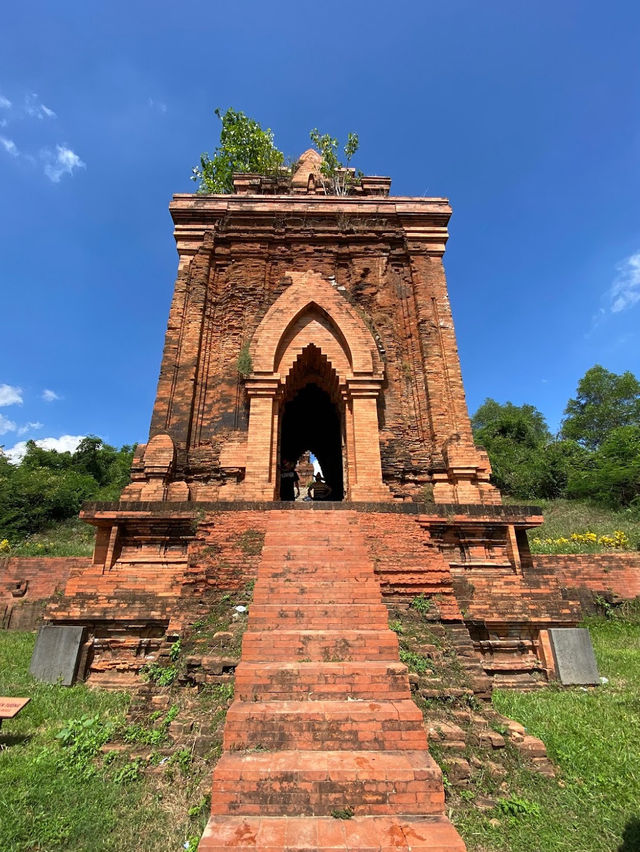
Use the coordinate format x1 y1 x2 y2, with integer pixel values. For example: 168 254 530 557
356 513 462 618
135 179 500 504
536 553 640 600
200 509 465 850
0 556 88 630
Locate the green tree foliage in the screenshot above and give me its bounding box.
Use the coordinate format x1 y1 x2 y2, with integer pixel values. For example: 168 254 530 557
191 108 285 194
473 366 640 509
472 399 588 500
567 425 640 508
472 399 551 444
561 365 640 450
0 438 134 541
309 129 361 195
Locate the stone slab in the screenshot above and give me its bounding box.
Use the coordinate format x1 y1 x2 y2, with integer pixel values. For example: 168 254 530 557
548 628 599 685
29 625 86 686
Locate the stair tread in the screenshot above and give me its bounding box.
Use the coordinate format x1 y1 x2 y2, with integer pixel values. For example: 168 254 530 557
199 815 466 851
226 699 423 719
214 749 439 778
236 661 407 672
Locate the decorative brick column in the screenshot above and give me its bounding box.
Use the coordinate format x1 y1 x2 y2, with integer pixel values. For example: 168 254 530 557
244 378 281 500
346 378 390 502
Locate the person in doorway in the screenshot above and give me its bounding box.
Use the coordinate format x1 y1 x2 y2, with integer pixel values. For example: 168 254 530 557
280 459 300 501
307 473 332 501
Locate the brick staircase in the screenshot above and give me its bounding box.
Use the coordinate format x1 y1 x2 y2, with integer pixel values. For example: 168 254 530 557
199 509 465 851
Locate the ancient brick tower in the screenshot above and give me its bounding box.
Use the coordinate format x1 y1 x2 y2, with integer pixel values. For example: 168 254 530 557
45 150 582 848
119 149 499 507
47 147 571 686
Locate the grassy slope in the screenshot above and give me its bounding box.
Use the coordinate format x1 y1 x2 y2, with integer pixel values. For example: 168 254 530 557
453 607 640 852
0 634 211 852
4 518 95 557
527 499 640 554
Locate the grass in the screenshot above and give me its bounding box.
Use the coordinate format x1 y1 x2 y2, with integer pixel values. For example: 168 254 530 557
447 602 640 852
523 498 640 554
0 633 216 851
3 517 95 557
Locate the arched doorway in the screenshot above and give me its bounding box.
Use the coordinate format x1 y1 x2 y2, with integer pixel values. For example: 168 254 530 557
281 384 344 501
244 270 391 502
279 345 344 501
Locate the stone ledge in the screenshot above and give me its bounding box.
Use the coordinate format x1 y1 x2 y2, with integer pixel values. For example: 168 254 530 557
80 500 541 519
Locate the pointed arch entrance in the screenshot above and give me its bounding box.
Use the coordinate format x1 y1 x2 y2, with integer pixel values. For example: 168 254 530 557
280 344 344 501
244 271 391 502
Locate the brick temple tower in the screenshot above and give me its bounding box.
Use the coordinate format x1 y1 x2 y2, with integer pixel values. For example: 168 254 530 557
47 148 573 689
41 150 595 850
119 149 499 507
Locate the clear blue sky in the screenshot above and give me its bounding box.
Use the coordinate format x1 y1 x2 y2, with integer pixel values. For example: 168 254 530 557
1 1 639 459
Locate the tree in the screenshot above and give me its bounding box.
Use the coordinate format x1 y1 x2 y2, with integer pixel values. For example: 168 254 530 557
567 425 640 508
191 108 285 194
561 365 640 450
0 438 135 540
309 129 361 195
472 399 578 499
472 399 550 446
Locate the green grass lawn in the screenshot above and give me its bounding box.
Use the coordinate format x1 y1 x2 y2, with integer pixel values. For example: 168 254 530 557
524 499 640 554
0 633 211 852
451 606 640 852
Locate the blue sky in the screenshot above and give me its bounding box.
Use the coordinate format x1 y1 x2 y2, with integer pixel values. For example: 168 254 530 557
1 1 639 460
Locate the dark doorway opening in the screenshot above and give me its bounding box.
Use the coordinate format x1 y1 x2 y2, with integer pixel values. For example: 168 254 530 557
280 382 344 501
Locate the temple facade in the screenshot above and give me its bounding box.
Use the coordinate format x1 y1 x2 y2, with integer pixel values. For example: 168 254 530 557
122 149 498 506
42 151 590 689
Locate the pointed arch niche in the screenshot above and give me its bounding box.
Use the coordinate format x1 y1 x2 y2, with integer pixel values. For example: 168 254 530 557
244 271 391 501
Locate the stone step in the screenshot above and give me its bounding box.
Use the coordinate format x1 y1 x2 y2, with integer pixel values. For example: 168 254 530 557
260 535 366 544
223 700 428 751
234 661 410 701
426 721 467 751
257 564 377 577
198 815 467 851
241 629 399 661
253 585 382 604
247 603 390 630
260 542 371 553
210 750 444 816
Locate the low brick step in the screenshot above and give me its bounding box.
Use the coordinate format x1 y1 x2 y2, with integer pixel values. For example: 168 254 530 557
199 814 466 851
223 700 428 751
426 721 467 751
260 535 366 546
210 750 444 816
234 661 410 701
241 629 399 661
261 544 367 555
253 584 382 605
247 603 390 630
257 563 377 578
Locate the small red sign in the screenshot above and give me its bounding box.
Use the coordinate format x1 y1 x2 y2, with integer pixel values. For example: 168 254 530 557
0 697 31 719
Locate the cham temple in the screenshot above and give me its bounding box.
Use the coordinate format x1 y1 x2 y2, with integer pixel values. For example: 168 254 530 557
3 150 640 850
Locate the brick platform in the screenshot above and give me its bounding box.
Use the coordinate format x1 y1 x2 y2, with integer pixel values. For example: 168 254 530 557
199 510 465 851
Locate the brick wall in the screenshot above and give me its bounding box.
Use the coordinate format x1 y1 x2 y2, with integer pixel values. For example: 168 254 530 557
1 556 90 630
535 553 640 601
354 512 462 619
